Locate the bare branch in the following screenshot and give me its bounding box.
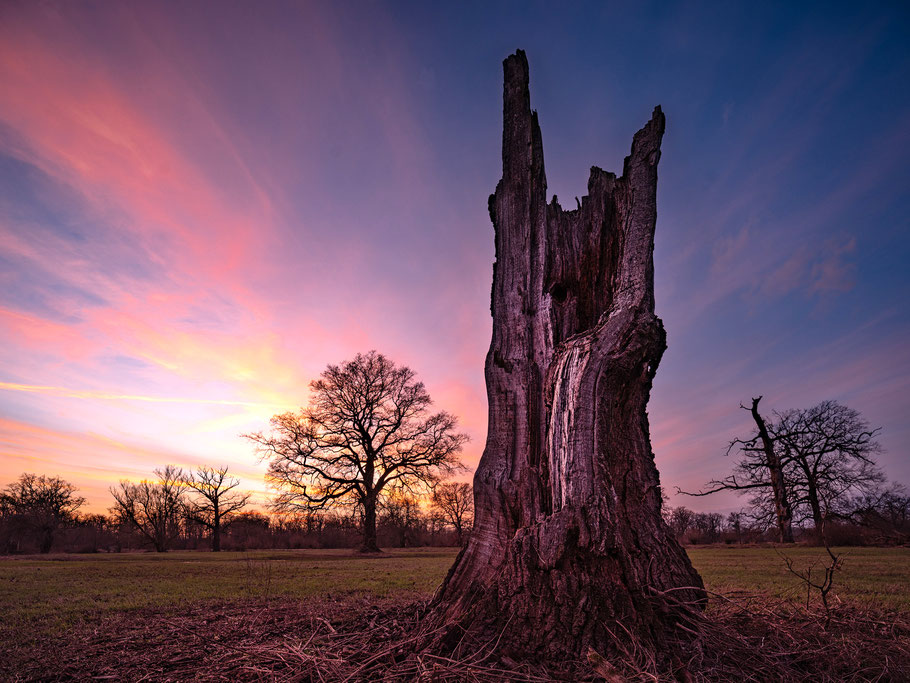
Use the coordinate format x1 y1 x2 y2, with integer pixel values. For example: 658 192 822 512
244 351 468 552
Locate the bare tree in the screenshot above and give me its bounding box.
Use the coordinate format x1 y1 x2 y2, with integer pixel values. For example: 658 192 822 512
246 351 468 553
772 401 883 539
430 482 473 545
181 466 251 552
1 473 85 553
666 505 696 540
110 465 185 552
72 512 114 554
227 510 273 549
686 399 883 542
846 483 910 543
727 511 746 543
692 512 723 543
684 397 795 542
379 488 423 547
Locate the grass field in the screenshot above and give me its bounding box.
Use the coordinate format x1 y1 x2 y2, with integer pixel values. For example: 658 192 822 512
2 545 908 640
2 546 909 680
688 545 910 610
0 548 454 639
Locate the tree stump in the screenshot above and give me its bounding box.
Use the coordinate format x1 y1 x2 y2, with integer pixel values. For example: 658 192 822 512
428 50 705 662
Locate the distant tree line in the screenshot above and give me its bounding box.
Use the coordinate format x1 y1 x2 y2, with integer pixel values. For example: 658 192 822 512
0 467 474 554
663 497 909 546
6 361 905 553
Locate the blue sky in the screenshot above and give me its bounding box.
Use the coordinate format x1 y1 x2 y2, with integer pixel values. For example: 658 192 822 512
0 0 908 513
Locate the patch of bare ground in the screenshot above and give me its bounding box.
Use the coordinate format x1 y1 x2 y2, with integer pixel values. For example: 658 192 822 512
3 593 909 681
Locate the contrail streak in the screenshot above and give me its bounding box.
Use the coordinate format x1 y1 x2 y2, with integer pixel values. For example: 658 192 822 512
0 381 286 408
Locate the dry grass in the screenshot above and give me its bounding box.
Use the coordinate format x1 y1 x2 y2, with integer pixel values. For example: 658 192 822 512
3 547 910 680
4 589 909 681
4 598 555 682
692 594 910 682
638 587 910 682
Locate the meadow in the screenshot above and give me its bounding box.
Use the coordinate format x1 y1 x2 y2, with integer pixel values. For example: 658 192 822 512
0 548 453 636
688 545 910 610
2 546 908 680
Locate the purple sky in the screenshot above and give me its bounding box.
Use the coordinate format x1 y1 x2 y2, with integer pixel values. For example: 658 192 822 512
1 1 908 514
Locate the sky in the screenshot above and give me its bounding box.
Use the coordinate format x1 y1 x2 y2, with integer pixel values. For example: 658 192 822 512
1 1 908 515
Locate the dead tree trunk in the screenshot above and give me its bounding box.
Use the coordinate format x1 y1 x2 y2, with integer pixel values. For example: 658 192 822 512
748 396 795 543
428 51 705 661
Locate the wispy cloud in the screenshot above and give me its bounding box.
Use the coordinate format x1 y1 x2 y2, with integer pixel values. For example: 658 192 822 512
0 382 285 408
0 2 907 515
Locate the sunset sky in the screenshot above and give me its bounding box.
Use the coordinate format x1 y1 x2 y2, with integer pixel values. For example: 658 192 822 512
1 1 908 515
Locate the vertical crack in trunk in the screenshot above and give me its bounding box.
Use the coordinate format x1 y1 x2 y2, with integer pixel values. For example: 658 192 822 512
428 50 705 663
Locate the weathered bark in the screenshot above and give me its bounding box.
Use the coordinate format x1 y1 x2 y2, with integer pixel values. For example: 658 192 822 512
749 397 795 543
428 51 705 660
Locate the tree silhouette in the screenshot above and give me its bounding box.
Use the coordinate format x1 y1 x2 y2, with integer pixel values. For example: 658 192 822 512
379 488 423 547
687 399 882 541
430 482 473 545
246 351 467 553
1 473 84 553
684 397 795 542
774 401 883 538
181 466 251 552
110 465 185 552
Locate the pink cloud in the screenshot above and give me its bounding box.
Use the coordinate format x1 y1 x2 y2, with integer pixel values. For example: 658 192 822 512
0 308 95 360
